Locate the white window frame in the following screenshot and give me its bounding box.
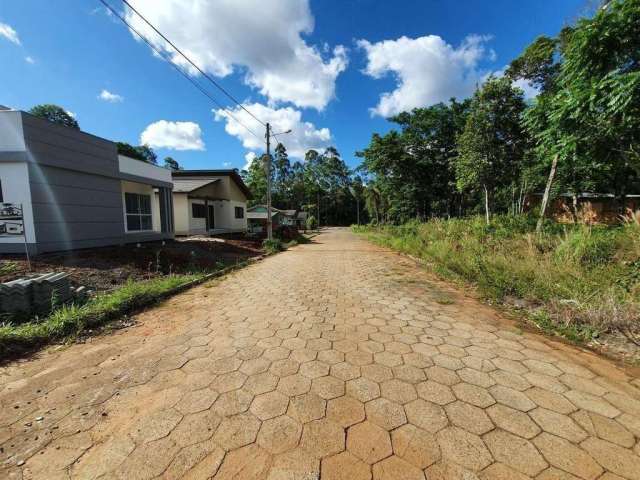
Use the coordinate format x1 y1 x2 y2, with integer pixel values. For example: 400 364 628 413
124 192 153 233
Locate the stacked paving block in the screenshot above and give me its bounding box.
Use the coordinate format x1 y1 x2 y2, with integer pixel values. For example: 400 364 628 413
0 272 72 321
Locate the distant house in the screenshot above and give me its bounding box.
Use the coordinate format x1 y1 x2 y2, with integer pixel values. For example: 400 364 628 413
246 205 281 234
247 205 307 233
172 170 251 235
296 210 309 229
0 107 174 255
526 192 640 224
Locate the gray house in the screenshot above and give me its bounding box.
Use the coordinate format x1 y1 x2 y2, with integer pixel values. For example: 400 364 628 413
0 107 174 255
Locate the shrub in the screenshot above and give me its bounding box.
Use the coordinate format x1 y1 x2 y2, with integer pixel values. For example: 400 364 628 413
263 238 284 254
306 215 317 230
554 227 618 267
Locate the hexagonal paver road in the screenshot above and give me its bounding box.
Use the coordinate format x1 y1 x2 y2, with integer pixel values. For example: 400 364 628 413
1 227 640 480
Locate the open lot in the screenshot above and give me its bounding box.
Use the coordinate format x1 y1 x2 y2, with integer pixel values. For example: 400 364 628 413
0 236 264 293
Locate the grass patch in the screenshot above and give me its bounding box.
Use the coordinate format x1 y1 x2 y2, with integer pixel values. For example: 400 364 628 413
0 261 19 276
354 215 640 345
263 238 285 254
264 233 312 253
0 274 202 359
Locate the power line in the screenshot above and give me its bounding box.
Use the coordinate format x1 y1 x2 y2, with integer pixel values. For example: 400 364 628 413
119 0 266 128
97 0 263 142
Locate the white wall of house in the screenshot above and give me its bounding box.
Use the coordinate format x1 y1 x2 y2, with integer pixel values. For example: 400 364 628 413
118 155 172 184
0 161 36 244
172 174 248 235
212 200 246 231
121 180 160 233
173 193 189 235
188 198 207 234
0 110 25 151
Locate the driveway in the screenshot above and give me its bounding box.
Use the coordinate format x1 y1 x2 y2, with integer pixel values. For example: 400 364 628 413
1 228 640 479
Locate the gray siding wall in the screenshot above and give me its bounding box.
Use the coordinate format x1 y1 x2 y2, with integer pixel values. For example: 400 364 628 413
17 113 170 254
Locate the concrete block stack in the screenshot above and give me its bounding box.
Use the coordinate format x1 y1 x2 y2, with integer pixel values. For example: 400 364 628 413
0 272 72 321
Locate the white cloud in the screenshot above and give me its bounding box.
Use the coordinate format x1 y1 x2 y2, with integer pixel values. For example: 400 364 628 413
140 120 205 151
490 68 540 100
512 78 540 100
243 152 257 171
214 103 331 160
66 111 76 118
98 89 124 103
25 56 35 64
0 22 20 45
358 34 494 117
123 0 347 110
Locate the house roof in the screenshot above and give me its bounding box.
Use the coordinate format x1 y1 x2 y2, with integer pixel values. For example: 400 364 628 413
172 178 220 193
247 210 280 220
248 205 298 217
172 169 252 199
530 192 640 199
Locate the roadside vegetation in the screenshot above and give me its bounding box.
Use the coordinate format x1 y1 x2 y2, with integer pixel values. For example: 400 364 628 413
0 274 201 358
353 1 640 355
357 1 639 225
354 214 640 345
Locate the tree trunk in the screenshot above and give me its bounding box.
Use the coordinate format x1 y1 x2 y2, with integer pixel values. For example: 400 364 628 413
536 154 558 233
483 184 490 225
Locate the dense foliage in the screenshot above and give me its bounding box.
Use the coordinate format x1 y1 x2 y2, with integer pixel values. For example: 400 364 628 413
357 0 640 225
29 104 79 130
116 142 158 164
241 145 362 225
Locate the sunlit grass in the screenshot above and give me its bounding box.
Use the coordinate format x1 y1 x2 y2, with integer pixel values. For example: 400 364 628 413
354 216 640 343
0 274 201 358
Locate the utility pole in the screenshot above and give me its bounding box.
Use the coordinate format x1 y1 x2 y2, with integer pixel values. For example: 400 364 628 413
265 122 273 241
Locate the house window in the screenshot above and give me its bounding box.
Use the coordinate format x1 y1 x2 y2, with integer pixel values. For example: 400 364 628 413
125 192 152 231
235 206 244 219
192 203 207 218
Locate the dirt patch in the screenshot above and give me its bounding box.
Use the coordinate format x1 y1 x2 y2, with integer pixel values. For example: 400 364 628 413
0 236 263 293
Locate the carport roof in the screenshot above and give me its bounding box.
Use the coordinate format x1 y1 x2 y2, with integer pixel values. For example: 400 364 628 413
172 178 220 193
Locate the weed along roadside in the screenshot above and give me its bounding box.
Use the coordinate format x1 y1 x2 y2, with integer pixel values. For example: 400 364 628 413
354 215 640 363
0 256 265 361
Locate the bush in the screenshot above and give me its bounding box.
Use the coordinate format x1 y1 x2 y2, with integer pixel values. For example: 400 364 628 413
306 215 317 230
276 225 299 241
263 238 284 254
554 227 618 267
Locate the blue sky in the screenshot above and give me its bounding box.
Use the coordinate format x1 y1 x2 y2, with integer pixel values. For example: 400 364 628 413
1 0 587 171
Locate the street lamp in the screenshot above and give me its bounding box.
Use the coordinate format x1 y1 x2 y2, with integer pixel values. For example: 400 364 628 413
265 124 292 240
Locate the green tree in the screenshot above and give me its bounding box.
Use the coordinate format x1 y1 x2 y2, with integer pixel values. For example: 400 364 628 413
273 143 292 207
29 104 79 130
116 142 157 164
163 157 180 170
522 0 640 221
357 99 471 222
241 154 269 206
455 77 529 224
134 145 158 165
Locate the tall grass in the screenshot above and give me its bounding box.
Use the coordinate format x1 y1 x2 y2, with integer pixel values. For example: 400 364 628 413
0 274 201 358
354 215 640 343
